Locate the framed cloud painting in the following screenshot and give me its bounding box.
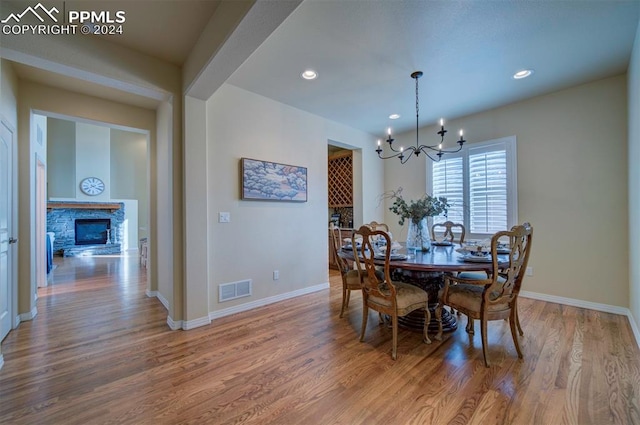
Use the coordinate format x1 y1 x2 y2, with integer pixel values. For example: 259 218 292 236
241 158 308 202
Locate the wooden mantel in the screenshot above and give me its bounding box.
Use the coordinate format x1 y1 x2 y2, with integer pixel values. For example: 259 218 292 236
47 202 122 212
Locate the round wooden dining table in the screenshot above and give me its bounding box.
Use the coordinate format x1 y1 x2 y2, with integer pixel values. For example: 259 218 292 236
339 243 508 333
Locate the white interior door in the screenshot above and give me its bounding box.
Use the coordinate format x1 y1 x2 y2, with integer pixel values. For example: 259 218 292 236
0 120 15 342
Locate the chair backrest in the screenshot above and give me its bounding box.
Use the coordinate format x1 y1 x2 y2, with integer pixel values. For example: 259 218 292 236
366 221 390 232
431 221 466 243
485 222 533 306
330 223 350 274
353 225 396 303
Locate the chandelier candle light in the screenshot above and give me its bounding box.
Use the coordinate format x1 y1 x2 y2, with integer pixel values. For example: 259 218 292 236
376 71 466 163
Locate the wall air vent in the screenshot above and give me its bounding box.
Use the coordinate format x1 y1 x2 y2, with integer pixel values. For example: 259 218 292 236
219 279 252 302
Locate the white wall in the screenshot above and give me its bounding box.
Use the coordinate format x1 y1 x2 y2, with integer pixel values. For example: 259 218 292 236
384 75 629 309
628 22 640 339
202 84 382 316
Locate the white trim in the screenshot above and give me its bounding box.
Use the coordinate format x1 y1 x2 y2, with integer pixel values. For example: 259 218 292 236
628 311 640 349
14 314 21 327
166 316 181 331
209 283 329 320
0 354 4 370
520 290 640 349
19 306 38 322
146 290 169 311
520 290 628 315
182 316 211 330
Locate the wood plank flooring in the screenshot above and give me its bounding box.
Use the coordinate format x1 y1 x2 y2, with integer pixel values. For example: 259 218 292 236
1 254 639 424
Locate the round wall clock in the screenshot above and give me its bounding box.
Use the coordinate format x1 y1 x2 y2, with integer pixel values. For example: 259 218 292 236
80 177 105 196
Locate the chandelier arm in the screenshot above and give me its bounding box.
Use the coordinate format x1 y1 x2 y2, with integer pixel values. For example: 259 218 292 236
377 151 403 160
418 143 464 154
424 151 442 162
386 142 403 153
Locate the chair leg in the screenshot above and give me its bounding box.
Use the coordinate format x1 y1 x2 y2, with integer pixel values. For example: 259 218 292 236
359 303 369 342
510 308 523 359
435 303 443 341
340 284 348 318
423 307 432 344
515 300 523 336
391 315 398 360
481 315 490 368
466 316 474 335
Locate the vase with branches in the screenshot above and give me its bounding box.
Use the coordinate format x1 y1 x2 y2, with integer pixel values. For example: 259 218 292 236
387 188 449 252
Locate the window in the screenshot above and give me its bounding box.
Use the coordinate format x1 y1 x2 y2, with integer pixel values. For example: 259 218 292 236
429 136 517 238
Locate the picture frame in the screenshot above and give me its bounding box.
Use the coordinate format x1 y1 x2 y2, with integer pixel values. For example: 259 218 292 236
240 158 308 202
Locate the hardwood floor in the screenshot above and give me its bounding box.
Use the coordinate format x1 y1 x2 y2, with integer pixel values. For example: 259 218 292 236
1 255 639 424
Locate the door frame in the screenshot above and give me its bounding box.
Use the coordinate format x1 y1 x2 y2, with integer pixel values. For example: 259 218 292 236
1 116 18 344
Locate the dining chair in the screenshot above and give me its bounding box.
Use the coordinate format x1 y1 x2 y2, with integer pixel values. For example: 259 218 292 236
330 223 363 318
353 225 431 360
366 221 390 232
435 222 533 367
431 221 466 243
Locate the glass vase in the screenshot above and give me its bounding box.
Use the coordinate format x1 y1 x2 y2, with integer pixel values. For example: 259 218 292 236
406 217 431 252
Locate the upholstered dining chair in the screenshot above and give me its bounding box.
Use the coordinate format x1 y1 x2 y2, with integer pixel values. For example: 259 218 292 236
353 225 431 360
435 223 533 367
431 221 466 243
330 223 363 318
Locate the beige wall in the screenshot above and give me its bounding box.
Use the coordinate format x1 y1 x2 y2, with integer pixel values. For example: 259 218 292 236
202 84 382 317
111 129 148 240
628 23 640 337
383 75 629 309
0 60 18 126
47 118 76 198
15 81 157 318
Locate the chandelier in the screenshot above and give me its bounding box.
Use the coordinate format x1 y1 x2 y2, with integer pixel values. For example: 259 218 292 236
376 71 466 163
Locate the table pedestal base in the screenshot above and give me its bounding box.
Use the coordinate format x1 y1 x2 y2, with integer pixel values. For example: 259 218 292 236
391 268 458 333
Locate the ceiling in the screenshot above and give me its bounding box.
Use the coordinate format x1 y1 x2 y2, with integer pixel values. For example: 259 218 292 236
227 0 640 137
5 0 640 138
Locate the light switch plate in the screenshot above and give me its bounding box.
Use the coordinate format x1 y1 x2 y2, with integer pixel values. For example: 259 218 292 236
219 212 230 223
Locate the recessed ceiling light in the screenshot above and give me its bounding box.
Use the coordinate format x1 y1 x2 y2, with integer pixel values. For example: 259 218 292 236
301 69 318 80
389 114 400 120
513 69 534 79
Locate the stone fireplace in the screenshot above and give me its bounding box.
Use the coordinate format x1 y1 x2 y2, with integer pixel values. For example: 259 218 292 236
47 202 125 257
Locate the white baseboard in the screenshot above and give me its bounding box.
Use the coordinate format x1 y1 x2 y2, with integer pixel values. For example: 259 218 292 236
628 311 640 350
146 290 170 312
182 316 211 330
19 307 38 322
520 290 640 349
166 316 182 330
209 282 329 321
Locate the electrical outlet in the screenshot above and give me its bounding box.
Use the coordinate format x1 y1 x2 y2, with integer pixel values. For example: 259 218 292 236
273 270 279 281
218 212 230 223
526 266 533 276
